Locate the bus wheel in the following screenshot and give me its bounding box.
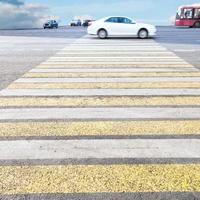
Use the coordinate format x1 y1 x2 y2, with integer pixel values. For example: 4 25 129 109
194 22 200 28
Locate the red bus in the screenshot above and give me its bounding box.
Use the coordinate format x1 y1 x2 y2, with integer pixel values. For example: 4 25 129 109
175 6 200 28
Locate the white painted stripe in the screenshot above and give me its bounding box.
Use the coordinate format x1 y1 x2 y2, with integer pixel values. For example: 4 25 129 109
0 139 200 160
15 77 200 83
42 61 189 65
1 89 200 97
63 44 165 46
61 47 167 50
174 49 196 52
73 41 157 43
30 68 198 73
0 107 200 120
49 57 181 60
57 52 175 55
59 49 169 52
72 43 160 45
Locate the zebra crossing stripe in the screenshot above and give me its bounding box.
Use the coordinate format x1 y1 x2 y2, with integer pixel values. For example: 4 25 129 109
23 72 200 78
0 107 200 120
0 120 199 137
7 82 200 89
37 63 193 68
1 164 200 194
1 88 200 96
0 96 200 107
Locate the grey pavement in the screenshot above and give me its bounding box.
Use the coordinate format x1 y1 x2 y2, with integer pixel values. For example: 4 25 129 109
155 26 200 69
0 27 86 90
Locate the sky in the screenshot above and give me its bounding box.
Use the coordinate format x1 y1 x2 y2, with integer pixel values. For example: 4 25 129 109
0 0 200 29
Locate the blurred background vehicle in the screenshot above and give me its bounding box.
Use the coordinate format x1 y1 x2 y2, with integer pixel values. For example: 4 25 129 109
82 20 95 27
87 16 156 39
175 5 200 28
43 20 58 29
70 19 82 26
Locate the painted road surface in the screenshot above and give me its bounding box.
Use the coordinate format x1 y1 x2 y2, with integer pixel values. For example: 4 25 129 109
0 35 200 200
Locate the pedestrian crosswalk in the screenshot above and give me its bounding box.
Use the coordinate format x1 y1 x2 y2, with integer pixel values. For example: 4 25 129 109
0 36 200 198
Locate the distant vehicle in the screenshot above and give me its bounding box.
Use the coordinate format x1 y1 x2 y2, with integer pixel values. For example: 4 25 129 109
70 19 82 26
82 20 95 27
43 20 58 29
175 6 200 28
87 16 156 39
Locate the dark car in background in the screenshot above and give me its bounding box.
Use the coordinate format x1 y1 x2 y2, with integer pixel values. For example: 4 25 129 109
82 20 95 27
70 19 82 26
43 20 58 29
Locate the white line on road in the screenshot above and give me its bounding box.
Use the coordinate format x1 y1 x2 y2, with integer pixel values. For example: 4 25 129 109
1 89 200 96
15 77 200 83
49 57 181 60
57 52 175 55
0 107 200 120
30 68 198 73
42 61 189 65
0 139 200 160
174 49 197 52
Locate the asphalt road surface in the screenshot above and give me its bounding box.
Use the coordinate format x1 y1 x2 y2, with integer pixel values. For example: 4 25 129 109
0 26 86 90
0 26 200 200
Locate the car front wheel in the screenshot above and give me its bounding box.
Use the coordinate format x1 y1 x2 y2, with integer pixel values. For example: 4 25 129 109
138 29 148 39
98 29 107 39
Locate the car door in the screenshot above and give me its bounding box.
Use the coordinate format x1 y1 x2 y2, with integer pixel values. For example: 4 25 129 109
116 17 138 36
104 17 120 35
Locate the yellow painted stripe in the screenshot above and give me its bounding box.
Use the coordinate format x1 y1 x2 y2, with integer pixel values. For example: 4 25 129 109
0 97 200 107
23 72 200 78
37 63 193 68
8 82 200 89
1 164 200 194
0 121 199 137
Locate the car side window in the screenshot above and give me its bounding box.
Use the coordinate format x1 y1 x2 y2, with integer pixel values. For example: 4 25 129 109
118 17 132 24
105 17 118 23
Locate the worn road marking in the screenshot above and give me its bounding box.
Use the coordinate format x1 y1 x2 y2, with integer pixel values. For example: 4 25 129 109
30 68 198 73
0 96 200 107
1 88 200 96
37 63 193 68
0 107 200 120
1 164 200 194
8 82 200 89
1 139 200 159
23 72 200 78
0 120 199 137
15 77 200 83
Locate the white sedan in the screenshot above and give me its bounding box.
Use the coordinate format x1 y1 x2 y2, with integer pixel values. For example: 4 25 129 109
87 16 156 39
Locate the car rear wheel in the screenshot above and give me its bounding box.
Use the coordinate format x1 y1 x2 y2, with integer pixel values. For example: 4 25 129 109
194 21 200 28
98 29 107 39
138 29 148 39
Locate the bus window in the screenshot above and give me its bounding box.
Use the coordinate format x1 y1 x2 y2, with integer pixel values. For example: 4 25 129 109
183 8 193 19
176 8 182 19
194 8 200 19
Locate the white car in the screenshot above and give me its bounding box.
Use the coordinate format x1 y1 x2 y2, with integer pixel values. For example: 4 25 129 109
87 16 156 39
